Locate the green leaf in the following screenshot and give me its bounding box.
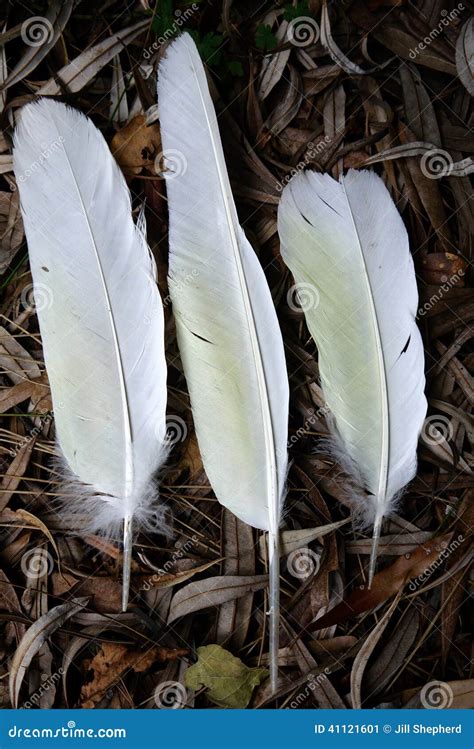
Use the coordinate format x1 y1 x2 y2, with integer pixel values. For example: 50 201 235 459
188 30 224 67
151 0 174 36
255 24 277 52
185 645 268 708
227 60 244 77
283 1 310 21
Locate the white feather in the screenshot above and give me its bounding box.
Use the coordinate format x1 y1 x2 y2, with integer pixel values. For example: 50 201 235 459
13 100 169 601
158 33 289 689
278 169 426 574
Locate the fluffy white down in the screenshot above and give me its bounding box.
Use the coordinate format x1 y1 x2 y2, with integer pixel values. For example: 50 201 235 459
13 100 169 537
278 169 427 526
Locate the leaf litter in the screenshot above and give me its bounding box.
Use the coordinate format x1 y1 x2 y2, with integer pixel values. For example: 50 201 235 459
0 0 472 710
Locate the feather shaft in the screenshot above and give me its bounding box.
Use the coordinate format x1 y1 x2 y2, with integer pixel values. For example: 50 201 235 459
158 33 289 689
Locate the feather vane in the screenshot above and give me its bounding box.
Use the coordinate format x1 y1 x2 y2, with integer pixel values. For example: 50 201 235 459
13 100 168 608
278 169 427 581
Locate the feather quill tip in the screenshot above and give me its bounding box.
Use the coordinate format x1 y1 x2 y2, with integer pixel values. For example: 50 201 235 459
367 515 382 588
122 515 133 611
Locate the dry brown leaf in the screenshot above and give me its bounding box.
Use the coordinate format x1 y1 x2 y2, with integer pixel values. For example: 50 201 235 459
111 115 161 176
309 532 454 631
217 511 255 650
9 598 87 709
419 252 467 286
0 438 36 512
402 678 474 709
137 558 219 591
38 20 148 96
0 568 25 644
2 1 74 91
168 575 268 623
0 326 41 383
0 379 37 413
51 574 122 614
350 592 402 708
456 18 474 96
0 190 23 273
80 642 188 708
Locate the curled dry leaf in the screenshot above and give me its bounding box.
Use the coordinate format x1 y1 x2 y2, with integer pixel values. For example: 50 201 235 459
168 575 268 623
0 439 37 512
38 20 149 96
2 1 74 91
309 532 455 632
456 18 474 96
80 642 188 708
365 608 419 697
9 598 88 709
350 592 402 709
137 558 220 591
0 190 23 273
217 511 255 650
402 678 474 709
111 115 161 176
0 569 25 644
